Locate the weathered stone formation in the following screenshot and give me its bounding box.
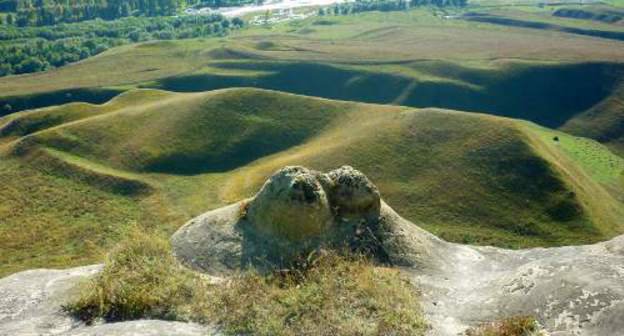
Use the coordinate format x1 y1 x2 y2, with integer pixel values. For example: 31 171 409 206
241 165 386 266
246 165 382 242
170 165 396 274
246 166 334 241
323 165 381 220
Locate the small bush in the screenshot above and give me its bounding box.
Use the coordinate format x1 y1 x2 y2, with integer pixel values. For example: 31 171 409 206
465 316 543 336
63 229 204 322
65 232 427 336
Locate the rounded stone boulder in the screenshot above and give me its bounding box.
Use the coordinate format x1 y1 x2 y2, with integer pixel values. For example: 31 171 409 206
323 165 381 218
246 166 334 241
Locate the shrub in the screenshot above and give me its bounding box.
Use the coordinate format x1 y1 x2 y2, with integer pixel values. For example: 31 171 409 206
63 229 203 322
15 57 46 73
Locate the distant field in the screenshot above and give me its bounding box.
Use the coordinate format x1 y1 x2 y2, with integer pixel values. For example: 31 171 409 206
461 10 624 43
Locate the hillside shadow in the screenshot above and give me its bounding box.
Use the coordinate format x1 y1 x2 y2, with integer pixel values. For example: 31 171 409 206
0 88 123 116
143 137 305 175
462 13 624 42
151 61 623 129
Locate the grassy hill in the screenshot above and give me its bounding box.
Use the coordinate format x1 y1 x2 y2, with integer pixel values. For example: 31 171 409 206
1 8 623 155
144 60 624 144
2 88 623 276
12 89 353 174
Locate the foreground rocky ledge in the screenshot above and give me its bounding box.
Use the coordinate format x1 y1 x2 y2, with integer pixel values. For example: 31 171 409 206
1 166 623 336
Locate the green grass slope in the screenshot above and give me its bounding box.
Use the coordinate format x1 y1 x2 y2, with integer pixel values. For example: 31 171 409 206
13 89 354 174
2 88 623 277
2 45 623 159
0 9 624 155
0 157 143 276
0 89 175 139
148 60 623 130
560 81 624 156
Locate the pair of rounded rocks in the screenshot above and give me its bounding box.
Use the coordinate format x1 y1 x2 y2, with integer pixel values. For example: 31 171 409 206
171 165 416 274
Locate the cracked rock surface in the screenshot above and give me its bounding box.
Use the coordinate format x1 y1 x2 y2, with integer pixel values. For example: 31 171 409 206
412 227 624 335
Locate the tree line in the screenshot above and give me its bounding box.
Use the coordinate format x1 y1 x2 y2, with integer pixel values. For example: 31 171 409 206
0 14 243 76
318 0 467 16
0 0 213 26
190 0 255 8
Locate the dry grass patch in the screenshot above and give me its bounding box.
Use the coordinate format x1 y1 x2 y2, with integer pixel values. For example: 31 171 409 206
65 230 427 336
209 252 426 336
63 230 202 322
465 316 544 336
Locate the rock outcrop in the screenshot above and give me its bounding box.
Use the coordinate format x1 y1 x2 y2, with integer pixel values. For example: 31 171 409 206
1 165 624 336
245 165 383 242
417 233 624 335
323 165 381 219
246 166 334 241
169 165 624 335
170 166 415 273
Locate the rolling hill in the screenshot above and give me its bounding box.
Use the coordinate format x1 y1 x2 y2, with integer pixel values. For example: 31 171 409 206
1 9 623 156
2 88 623 276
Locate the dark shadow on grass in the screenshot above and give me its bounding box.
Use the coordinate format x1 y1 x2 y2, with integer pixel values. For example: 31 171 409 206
150 61 623 129
462 13 624 41
0 88 123 116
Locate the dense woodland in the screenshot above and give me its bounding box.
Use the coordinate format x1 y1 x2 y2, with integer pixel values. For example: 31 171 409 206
0 0 248 26
0 15 243 76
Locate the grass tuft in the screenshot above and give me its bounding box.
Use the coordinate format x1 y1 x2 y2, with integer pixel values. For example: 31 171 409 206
210 251 427 336
63 229 202 322
65 231 427 336
465 316 544 336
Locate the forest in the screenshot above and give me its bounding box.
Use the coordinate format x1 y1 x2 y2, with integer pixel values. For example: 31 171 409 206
0 14 243 76
0 0 246 26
